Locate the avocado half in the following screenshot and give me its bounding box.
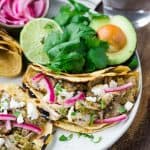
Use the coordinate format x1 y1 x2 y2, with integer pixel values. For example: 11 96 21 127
90 15 137 65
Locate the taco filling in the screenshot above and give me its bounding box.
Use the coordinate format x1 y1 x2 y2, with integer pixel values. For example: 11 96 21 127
0 85 52 150
23 65 139 131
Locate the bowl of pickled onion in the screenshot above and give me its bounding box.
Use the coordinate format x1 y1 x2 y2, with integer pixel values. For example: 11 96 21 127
0 0 50 29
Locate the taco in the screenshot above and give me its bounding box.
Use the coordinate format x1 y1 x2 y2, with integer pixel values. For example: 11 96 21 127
0 84 53 150
0 29 22 77
22 64 139 133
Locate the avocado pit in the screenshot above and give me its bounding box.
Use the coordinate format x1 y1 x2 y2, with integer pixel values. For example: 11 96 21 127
97 24 127 52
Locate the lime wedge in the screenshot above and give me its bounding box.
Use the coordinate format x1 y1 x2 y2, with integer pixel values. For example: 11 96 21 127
20 18 62 64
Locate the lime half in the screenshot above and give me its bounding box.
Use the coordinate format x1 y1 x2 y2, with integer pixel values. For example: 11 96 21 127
20 18 62 64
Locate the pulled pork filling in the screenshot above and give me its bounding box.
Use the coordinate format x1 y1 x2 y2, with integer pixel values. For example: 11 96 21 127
30 72 138 127
0 90 50 150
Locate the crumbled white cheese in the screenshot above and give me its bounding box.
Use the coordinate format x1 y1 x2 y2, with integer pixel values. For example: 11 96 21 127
0 138 5 147
10 98 25 109
42 94 49 102
86 96 97 102
60 89 74 99
57 89 74 103
31 80 39 89
67 106 74 122
0 93 10 112
27 102 39 120
17 113 24 124
109 80 117 88
0 100 9 112
1 92 9 100
124 101 134 112
101 93 113 105
91 84 108 96
2 110 8 114
39 79 46 90
49 108 61 121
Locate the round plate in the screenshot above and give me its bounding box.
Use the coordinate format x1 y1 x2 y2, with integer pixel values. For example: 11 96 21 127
0 1 142 150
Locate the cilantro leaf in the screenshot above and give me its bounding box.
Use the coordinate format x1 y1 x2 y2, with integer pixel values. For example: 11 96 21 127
71 112 77 116
118 106 126 114
99 100 106 109
68 0 89 13
49 51 85 73
78 133 94 139
59 134 73 142
44 31 64 52
88 42 109 69
54 4 73 26
89 114 95 126
92 136 102 143
55 83 63 95
13 111 21 117
78 133 102 144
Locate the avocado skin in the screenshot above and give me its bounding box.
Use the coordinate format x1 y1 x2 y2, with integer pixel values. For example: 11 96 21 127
90 15 137 65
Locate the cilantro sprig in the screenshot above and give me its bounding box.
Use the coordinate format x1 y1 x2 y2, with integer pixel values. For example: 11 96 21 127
78 133 102 144
43 0 109 73
59 134 73 142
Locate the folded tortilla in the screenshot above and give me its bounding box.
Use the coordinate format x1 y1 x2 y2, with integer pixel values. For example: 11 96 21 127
22 64 139 133
0 84 53 150
0 30 22 77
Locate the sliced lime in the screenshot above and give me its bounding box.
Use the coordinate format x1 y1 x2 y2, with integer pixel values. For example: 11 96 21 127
20 18 62 64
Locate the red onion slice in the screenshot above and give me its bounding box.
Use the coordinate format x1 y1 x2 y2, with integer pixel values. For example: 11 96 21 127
64 92 85 107
32 73 56 103
0 114 16 121
43 76 56 103
104 82 133 93
32 73 44 82
13 122 42 134
94 114 128 124
0 0 6 9
32 0 45 17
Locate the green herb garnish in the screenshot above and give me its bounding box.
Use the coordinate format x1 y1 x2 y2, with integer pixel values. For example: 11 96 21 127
59 134 73 142
78 133 94 139
118 106 126 114
78 133 102 144
99 100 106 109
43 0 109 73
55 83 63 95
13 111 21 117
71 112 77 116
89 114 95 126
92 136 102 143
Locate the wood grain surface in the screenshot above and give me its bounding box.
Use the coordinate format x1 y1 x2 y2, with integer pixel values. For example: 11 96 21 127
96 3 150 150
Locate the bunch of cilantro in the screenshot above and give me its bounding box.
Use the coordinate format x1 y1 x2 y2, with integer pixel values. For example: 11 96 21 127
44 0 109 73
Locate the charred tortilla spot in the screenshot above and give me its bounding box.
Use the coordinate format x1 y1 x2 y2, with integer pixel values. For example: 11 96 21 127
37 107 49 119
43 134 51 143
22 83 28 89
41 144 47 150
28 90 37 98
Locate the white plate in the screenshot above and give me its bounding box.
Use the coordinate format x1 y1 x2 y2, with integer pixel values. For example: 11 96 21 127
0 1 142 150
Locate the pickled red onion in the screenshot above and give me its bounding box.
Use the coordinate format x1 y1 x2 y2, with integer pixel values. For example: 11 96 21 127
0 0 47 25
13 122 42 134
64 92 85 107
94 114 128 124
32 73 56 103
104 82 133 93
0 114 16 121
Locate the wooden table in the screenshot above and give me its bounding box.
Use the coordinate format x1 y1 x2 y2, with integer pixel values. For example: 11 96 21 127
96 4 150 150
